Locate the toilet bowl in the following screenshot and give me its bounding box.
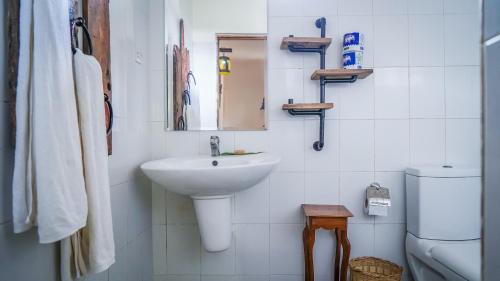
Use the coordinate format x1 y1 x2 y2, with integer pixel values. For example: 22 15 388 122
405 166 481 281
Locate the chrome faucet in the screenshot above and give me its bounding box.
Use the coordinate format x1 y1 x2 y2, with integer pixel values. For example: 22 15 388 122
210 136 220 157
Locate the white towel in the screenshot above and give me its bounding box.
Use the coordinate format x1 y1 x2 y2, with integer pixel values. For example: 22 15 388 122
12 0 35 234
70 49 115 275
12 0 88 243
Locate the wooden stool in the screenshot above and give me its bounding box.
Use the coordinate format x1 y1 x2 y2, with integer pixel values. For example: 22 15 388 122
302 204 353 281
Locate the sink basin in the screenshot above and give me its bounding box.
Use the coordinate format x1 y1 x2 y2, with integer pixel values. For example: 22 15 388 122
141 153 280 251
141 153 280 197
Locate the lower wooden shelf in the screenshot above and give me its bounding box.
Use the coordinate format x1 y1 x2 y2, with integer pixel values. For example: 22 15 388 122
282 103 334 110
311 69 373 80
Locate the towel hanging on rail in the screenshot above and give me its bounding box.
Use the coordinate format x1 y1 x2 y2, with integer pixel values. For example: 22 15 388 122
12 0 88 242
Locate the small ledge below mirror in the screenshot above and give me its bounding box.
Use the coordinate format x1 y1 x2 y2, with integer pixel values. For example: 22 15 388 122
280 36 332 50
282 102 334 111
311 69 373 80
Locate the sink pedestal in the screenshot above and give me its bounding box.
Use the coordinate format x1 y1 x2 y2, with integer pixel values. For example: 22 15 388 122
192 195 232 252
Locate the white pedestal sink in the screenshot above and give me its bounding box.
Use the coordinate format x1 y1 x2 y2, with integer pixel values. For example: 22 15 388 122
141 153 280 252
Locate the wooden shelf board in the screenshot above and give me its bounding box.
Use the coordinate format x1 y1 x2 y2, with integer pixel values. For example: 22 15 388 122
280 37 332 50
282 103 334 110
311 69 373 80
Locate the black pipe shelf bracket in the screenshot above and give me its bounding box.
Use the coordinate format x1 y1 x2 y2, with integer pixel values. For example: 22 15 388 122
281 17 373 151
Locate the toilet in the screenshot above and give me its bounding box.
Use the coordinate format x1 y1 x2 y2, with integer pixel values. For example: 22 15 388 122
405 166 481 281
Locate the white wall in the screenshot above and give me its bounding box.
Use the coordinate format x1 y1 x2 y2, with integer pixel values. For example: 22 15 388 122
0 0 154 280
151 0 481 280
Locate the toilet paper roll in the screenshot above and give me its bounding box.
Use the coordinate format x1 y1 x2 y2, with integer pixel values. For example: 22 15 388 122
342 51 363 69
343 32 364 50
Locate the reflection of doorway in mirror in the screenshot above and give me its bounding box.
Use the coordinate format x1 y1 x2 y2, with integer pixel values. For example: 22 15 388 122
217 35 267 130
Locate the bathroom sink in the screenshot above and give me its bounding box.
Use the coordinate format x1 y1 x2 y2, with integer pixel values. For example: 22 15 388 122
141 153 280 196
141 153 280 252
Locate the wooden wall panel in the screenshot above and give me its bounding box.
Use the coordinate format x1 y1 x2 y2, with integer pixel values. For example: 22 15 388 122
82 0 113 154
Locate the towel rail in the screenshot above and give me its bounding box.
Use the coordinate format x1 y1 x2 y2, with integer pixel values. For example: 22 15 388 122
71 17 93 55
71 16 113 135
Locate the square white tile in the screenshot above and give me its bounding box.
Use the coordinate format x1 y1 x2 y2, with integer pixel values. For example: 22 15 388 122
111 183 129 250
374 224 407 267
302 0 338 17
153 225 167 275
348 223 375 258
444 0 480 14
338 75 375 119
338 0 373 15
165 131 200 157
374 172 406 223
234 131 271 153
270 172 305 223
149 70 167 122
270 275 303 281
339 172 375 223
445 66 481 118
339 120 375 171
201 235 236 275
445 119 481 166
201 276 237 281
374 68 409 119
410 119 446 166
304 172 340 205
374 15 409 67
166 191 198 224
201 275 238 281
311 229 335 281
270 120 305 172
409 15 444 66
235 224 270 275
444 15 481 66
305 120 340 171
163 276 200 281
238 276 270 281
268 0 303 17
409 67 445 118
374 120 410 172
373 0 408 15
270 224 304 274
151 122 167 160
234 178 270 223
152 183 167 225
408 0 443 14
166 225 201 275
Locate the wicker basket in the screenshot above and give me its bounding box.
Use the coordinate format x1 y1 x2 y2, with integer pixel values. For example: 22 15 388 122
349 257 403 281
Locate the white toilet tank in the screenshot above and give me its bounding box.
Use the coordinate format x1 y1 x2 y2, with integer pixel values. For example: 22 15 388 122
406 166 481 241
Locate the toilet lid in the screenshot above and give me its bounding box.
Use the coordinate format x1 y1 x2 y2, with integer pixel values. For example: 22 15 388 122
431 241 480 281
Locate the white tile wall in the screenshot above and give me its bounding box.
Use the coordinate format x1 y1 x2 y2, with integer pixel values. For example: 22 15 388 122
151 0 481 280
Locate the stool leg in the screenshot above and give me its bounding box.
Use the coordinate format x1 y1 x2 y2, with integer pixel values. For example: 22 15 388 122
334 229 341 281
303 227 309 280
305 228 316 281
340 230 351 281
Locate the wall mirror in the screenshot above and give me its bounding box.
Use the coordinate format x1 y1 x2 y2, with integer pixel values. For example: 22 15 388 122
164 0 268 131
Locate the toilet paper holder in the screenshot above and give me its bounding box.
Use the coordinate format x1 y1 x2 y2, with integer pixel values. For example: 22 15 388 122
364 182 391 216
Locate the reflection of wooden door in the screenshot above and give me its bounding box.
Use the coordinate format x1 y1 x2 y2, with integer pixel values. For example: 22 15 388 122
216 34 267 130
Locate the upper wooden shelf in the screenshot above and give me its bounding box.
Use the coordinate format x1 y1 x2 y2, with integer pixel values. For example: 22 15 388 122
311 69 373 80
282 103 334 110
280 37 332 50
